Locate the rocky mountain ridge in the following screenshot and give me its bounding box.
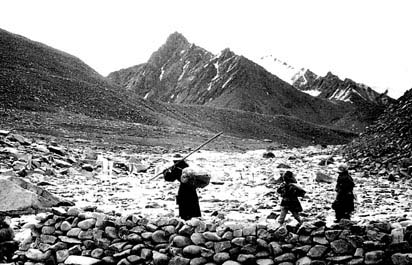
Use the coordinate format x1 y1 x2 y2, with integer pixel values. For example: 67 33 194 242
294 71 392 106
108 32 367 129
257 55 393 106
0 27 357 146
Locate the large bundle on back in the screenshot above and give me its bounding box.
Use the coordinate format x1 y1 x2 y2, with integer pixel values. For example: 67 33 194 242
289 183 306 197
181 167 211 188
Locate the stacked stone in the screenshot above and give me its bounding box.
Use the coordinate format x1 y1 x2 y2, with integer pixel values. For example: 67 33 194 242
13 207 412 265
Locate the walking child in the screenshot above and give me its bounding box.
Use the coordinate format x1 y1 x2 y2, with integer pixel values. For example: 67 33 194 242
277 171 306 225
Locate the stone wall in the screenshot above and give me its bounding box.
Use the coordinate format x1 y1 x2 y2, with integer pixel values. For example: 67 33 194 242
13 207 412 265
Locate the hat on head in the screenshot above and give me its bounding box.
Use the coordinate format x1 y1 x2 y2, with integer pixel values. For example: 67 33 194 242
337 163 348 172
173 159 189 169
283 171 297 183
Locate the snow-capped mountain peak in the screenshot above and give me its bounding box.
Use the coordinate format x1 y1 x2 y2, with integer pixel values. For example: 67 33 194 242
257 55 392 105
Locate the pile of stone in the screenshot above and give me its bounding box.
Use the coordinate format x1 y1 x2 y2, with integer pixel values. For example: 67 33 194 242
0 129 151 215
344 88 412 179
12 207 412 265
0 129 143 180
0 130 76 215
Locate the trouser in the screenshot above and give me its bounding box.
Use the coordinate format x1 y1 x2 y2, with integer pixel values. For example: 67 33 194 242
278 207 301 224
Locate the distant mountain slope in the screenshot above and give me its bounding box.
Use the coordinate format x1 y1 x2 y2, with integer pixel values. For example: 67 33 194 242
0 28 357 146
0 28 162 125
108 32 358 127
152 103 358 146
344 88 412 173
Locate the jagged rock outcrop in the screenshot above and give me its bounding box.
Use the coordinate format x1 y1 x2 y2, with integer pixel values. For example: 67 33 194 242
108 32 359 128
344 88 412 178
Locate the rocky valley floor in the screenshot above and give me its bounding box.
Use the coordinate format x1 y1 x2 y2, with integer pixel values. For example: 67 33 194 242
25 147 412 225
1 127 412 239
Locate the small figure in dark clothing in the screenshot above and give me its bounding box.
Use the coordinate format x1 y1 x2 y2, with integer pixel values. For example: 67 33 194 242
0 216 18 262
163 160 201 220
277 171 306 225
332 163 355 222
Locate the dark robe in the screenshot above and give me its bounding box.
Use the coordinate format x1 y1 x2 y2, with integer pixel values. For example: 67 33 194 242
277 183 304 212
332 170 355 220
163 161 201 220
0 218 18 262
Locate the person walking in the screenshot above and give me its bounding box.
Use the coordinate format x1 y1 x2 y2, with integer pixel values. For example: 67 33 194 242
277 171 305 225
163 159 201 220
332 163 355 222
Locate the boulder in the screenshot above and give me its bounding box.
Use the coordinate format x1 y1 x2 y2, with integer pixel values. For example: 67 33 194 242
391 253 412 265
364 250 385 264
0 177 73 215
263 152 275 158
153 251 169 265
315 172 334 183
64 255 101 265
25 248 52 261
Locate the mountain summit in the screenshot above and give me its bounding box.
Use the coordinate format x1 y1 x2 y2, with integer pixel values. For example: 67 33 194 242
0 27 357 146
108 32 365 129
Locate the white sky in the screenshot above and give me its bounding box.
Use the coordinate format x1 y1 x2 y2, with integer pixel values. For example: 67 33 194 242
1 0 411 99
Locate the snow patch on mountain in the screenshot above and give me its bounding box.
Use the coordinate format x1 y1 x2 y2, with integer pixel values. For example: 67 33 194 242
304 89 322 97
212 61 220 81
159 66 165 80
178 61 190 81
329 87 352 102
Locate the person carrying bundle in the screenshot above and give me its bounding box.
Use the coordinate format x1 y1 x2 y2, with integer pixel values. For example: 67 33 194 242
153 132 221 220
163 159 203 220
276 171 306 225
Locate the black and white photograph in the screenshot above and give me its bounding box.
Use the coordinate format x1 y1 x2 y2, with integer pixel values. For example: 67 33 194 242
1 1 411 264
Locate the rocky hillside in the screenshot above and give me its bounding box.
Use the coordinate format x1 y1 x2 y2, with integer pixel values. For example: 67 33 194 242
0 28 162 125
344 88 412 178
0 28 358 146
108 33 359 127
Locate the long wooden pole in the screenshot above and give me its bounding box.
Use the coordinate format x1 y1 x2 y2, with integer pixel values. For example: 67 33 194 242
150 131 223 180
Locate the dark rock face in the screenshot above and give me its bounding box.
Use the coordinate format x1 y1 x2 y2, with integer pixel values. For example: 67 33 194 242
344 88 412 177
108 33 361 128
